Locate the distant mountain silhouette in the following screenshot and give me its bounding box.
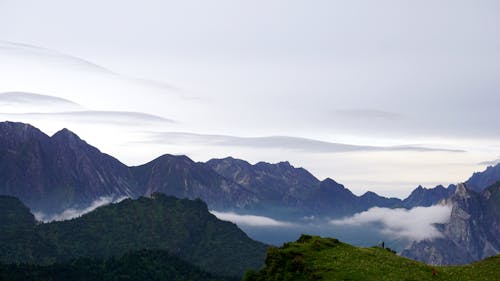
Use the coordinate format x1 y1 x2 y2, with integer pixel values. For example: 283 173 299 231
400 184 456 208
0 122 401 219
2 121 500 220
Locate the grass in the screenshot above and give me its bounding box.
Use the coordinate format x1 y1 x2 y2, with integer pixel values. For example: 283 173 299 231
244 235 500 281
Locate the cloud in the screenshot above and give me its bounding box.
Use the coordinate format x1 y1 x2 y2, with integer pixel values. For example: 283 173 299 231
334 109 404 120
34 196 128 222
478 156 500 166
330 205 452 242
144 132 465 153
0 91 175 128
0 91 83 113
0 40 190 98
0 111 175 126
210 211 294 227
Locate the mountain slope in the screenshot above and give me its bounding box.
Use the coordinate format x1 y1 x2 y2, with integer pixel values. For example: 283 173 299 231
131 154 257 209
207 157 401 218
466 163 500 192
0 122 136 214
402 182 500 265
0 193 267 277
243 235 500 281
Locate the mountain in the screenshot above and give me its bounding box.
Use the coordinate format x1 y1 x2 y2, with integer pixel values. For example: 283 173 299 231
401 182 500 265
0 122 402 219
207 157 401 218
466 163 500 192
0 193 267 277
358 191 402 208
131 154 257 209
207 157 320 203
0 122 136 214
401 184 456 208
398 163 500 208
0 249 237 281
243 235 500 281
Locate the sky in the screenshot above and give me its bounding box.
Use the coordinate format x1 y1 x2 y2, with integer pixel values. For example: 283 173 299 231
1 0 499 198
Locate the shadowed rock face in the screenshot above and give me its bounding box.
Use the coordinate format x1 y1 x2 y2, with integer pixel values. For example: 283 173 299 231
466 164 500 192
402 183 500 265
0 122 136 214
131 154 258 210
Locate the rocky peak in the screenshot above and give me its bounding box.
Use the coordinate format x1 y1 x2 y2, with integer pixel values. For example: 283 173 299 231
402 182 499 265
321 178 345 189
0 121 48 147
51 128 85 146
454 183 471 199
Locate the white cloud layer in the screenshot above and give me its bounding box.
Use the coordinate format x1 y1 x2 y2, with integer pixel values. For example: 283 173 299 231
330 205 452 242
35 196 128 222
210 211 294 227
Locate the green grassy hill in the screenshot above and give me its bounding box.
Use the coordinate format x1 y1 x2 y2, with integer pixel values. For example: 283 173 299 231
243 235 500 281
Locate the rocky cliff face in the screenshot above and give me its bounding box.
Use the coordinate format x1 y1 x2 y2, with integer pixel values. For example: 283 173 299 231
0 122 136 214
402 183 500 265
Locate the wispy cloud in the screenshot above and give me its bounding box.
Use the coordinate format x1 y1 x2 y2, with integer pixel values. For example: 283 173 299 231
210 211 294 227
334 109 404 120
0 91 83 113
34 196 128 222
0 111 175 126
330 205 452 242
478 156 500 166
144 132 465 153
0 40 190 98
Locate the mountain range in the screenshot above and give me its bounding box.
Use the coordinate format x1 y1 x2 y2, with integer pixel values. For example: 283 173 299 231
3 121 496 220
1 121 500 269
402 182 500 265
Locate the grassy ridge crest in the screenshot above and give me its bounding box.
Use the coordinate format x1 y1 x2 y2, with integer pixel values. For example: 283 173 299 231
244 235 500 281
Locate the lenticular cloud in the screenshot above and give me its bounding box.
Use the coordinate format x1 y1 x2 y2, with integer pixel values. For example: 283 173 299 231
330 205 452 242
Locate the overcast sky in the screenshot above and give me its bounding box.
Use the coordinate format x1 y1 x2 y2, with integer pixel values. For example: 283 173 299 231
1 0 499 198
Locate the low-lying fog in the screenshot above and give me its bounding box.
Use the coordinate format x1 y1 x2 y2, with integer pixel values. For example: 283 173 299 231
212 204 452 251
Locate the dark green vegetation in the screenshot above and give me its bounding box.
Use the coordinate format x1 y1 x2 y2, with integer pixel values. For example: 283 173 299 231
243 235 500 281
0 249 237 281
0 194 267 277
